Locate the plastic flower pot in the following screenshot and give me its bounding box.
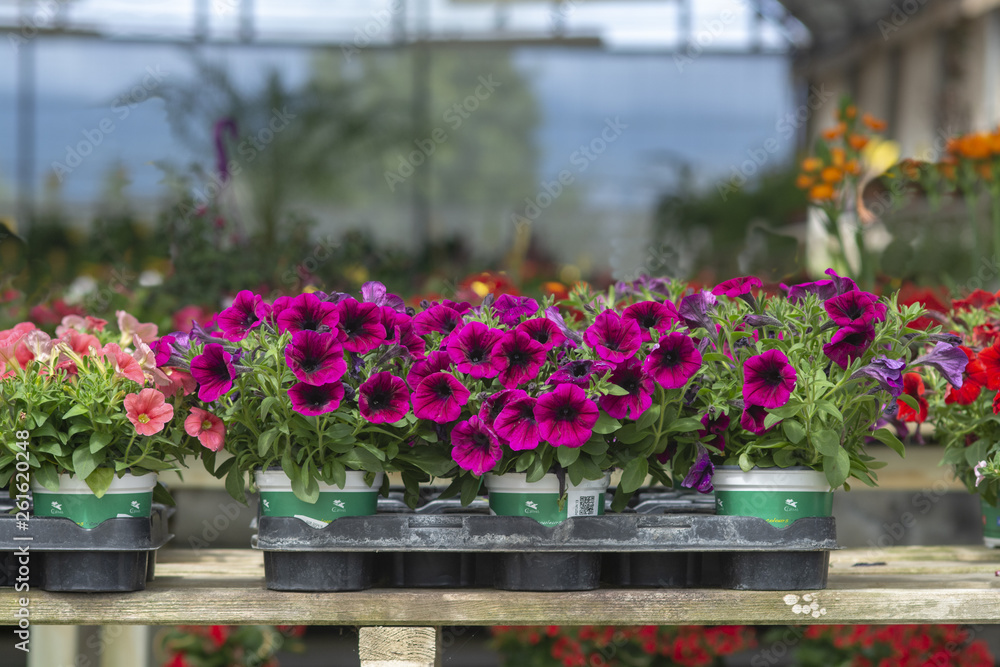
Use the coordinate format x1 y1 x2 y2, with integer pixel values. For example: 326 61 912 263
485 472 609 591
712 466 833 527
982 497 1000 548
604 552 699 588
254 468 383 592
30 472 156 529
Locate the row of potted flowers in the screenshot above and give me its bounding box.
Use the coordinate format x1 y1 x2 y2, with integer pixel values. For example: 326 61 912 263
0 272 996 543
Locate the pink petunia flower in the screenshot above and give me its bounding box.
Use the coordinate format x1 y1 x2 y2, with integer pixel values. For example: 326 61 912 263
124 388 174 436
185 407 226 451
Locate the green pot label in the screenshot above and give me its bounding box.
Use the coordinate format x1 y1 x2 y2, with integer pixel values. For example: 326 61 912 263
32 491 152 529
715 490 833 529
982 498 1000 540
489 491 604 527
259 490 377 525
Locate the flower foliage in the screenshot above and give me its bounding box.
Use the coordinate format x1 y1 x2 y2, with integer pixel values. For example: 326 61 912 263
158 624 305 667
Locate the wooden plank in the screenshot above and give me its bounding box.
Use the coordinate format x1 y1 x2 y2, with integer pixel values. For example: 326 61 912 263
0 548 995 627
359 626 440 667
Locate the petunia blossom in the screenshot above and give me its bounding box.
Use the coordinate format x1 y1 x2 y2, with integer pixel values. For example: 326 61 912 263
407 350 453 389
698 412 731 451
742 349 796 409
335 298 387 354
184 407 226 451
643 332 702 389
515 317 566 351
740 404 773 434
412 372 470 423
599 357 654 420
822 322 875 369
490 330 547 389
284 330 347 386
682 446 714 493
622 300 680 342
103 343 145 385
494 395 542 450
534 383 599 448
850 356 906 398
450 416 502 475
124 388 174 436
216 290 264 341
276 293 340 334
117 310 158 344
824 291 887 327
449 322 504 378
412 304 463 337
711 276 762 298
548 359 613 388
896 373 928 423
911 342 968 389
678 291 717 333
358 372 410 424
492 294 539 328
190 343 236 402
361 281 406 313
583 310 642 364
288 381 345 416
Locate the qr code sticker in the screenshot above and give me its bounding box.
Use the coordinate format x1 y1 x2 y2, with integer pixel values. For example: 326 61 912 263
575 495 596 516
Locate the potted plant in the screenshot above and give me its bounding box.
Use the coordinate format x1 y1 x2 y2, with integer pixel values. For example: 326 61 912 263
652 271 965 528
919 288 1000 547
0 312 191 590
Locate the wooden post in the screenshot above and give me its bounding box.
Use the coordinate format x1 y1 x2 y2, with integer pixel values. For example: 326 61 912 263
99 625 150 667
28 626 79 667
359 626 441 667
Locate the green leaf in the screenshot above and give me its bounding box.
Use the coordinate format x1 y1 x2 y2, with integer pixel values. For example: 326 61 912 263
581 436 609 456
525 456 547 483
619 457 648 493
226 463 247 504
556 446 581 468
814 401 844 423
898 394 919 413
813 429 841 457
257 429 278 458
73 447 105 483
870 427 905 458
610 485 630 513
773 447 800 468
62 404 88 419
767 401 804 420
605 384 630 396
85 467 115 498
665 417 703 434
781 420 805 444
592 412 622 435
342 447 383 471
635 405 661 432
823 448 851 489
89 432 113 454
515 452 534 473
738 451 753 472
460 476 483 507
763 412 783 430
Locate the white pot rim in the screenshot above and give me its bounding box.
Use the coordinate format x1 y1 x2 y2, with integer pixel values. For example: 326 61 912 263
31 472 157 494
713 466 832 493
254 469 383 493
484 471 611 494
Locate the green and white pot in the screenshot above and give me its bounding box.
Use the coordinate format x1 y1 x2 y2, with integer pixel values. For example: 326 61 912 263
485 472 609 527
713 466 833 529
982 497 1000 548
31 472 156 529
254 469 383 527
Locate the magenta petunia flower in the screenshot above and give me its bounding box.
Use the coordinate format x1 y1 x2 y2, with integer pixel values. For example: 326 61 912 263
740 404 772 434
822 322 875 369
493 294 540 327
284 330 347 386
643 332 702 389
534 383 599 448
288 381 345 416
276 293 340 334
190 343 236 402
335 298 386 354
622 301 680 342
412 372 471 423
824 291 887 327
678 291 717 332
448 321 504 378
583 310 642 363
152 335 177 366
406 350 453 389
358 372 410 424
361 281 406 313
599 357 654 420
699 413 730 451
494 395 541 451
394 319 426 361
515 317 566 351
711 276 762 298
743 349 797 409
824 268 858 295
490 330 547 389
450 416 502 475
216 290 264 341
784 279 837 304
548 359 613 388
479 388 527 425
413 304 463 336
260 296 289 326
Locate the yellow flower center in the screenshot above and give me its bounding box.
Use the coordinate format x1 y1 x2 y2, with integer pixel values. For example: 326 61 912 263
202 420 212 431
138 414 150 424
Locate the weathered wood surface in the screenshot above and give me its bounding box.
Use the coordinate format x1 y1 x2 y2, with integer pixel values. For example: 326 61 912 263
1 547 996 626
359 626 440 667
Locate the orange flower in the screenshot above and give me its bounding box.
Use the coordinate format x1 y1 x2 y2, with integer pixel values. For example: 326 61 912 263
845 159 861 176
795 174 814 189
988 131 1000 155
937 158 957 180
862 113 887 132
848 134 869 151
821 166 843 183
809 183 836 201
898 158 923 179
822 122 846 141
842 105 857 120
542 281 570 301
977 162 993 180
955 133 991 160
801 157 822 172
831 148 846 167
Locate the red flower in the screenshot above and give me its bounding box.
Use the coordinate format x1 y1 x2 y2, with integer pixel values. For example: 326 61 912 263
946 346 984 405
953 288 997 311
978 342 1000 390
897 373 928 423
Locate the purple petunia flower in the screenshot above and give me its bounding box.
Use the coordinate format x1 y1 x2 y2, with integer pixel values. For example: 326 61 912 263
479 388 527 425
413 304 464 337
216 290 264 342
394 320 426 362
678 291 717 332
448 322 504 379
534 383 599 448
276 293 340 334
153 335 177 366
412 372 470 423
494 395 542 451
699 412 731 451
190 343 236 402
822 322 875 369
492 294 540 327
406 350 453 389
259 296 289 327
284 330 347 386
288 380 345 416
334 298 386 354
583 310 642 364
361 281 406 313
824 291 887 327
783 279 837 304
740 404 772 434
682 446 714 493
358 372 410 424
622 300 680 342
545 306 583 345
911 343 968 389
548 358 613 388
599 357 654 420
450 416 502 475
711 276 762 298
643 332 702 389
516 317 566 351
824 268 858 295
850 355 906 398
490 330 547 389
743 349 797 409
